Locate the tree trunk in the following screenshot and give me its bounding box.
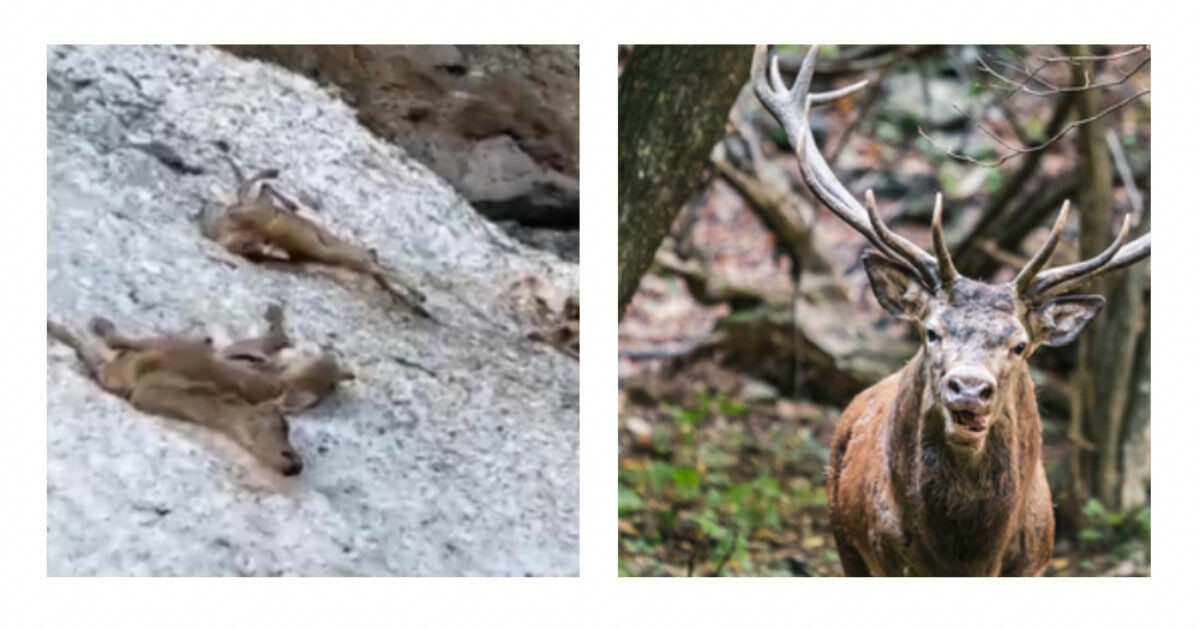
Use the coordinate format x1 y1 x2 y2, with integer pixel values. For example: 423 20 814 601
1119 290 1151 509
1064 46 1152 536
618 45 753 318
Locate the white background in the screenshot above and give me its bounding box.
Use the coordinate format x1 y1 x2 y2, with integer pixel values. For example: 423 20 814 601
3 0 1192 627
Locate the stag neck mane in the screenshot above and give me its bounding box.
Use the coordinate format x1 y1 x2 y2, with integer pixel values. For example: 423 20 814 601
884 351 1044 573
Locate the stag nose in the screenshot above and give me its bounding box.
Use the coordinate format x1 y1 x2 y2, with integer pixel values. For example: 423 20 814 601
942 367 996 413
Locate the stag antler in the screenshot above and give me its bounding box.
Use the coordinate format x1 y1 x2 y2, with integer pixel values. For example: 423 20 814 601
1010 201 1149 300
751 44 956 290
752 44 1151 299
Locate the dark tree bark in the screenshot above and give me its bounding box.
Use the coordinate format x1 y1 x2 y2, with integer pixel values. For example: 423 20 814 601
1063 45 1152 536
1119 284 1151 509
618 45 753 318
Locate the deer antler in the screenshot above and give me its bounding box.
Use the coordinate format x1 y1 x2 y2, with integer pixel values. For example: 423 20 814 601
751 44 955 290
864 190 939 288
1012 200 1071 294
1010 202 1150 300
752 45 1150 298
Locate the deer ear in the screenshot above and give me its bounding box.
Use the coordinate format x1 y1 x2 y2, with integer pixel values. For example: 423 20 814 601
1028 295 1106 348
863 252 931 320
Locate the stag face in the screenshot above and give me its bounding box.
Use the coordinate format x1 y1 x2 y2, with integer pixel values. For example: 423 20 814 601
863 252 1105 451
230 402 303 475
916 279 1027 448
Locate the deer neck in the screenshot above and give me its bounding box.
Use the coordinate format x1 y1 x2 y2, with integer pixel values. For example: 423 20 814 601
886 350 1043 571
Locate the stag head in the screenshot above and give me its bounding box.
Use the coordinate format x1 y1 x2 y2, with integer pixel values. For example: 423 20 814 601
751 45 1151 449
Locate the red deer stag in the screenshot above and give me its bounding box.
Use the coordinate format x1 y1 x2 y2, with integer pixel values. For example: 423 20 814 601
751 45 1151 576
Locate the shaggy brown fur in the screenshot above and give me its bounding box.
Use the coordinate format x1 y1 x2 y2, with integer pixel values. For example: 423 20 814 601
827 354 1053 576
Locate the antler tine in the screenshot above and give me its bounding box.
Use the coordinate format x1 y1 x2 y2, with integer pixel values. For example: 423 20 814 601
811 79 870 105
768 52 789 95
865 190 939 289
930 193 958 286
1043 233 1150 297
1037 227 1148 297
751 45 803 144
752 45 936 283
1012 200 1071 295
1033 213 1132 297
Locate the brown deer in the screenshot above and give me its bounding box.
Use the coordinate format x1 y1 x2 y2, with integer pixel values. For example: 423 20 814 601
202 154 431 318
751 45 1151 576
216 303 356 412
47 305 352 475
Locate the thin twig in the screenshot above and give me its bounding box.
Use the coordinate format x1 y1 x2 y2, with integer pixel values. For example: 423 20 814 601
1003 59 1052 99
953 103 1022 153
1105 128 1145 222
921 88 1150 167
985 94 1032 147
977 54 1149 97
978 240 1032 270
1036 45 1148 64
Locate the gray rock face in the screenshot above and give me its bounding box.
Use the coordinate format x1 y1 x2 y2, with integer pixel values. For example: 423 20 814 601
46 45 578 576
221 45 580 237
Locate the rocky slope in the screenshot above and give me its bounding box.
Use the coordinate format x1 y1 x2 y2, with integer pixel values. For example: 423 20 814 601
46 45 578 576
222 45 580 261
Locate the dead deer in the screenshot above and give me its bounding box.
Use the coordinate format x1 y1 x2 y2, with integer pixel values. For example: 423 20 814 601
751 45 1151 576
216 303 355 412
47 305 351 475
202 153 431 318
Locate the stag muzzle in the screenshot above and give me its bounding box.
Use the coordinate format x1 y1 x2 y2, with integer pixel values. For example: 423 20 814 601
941 366 996 435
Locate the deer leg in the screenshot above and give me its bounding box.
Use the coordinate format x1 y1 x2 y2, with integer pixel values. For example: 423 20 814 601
47 320 110 379
219 304 292 365
834 541 872 577
89 318 161 352
280 225 430 315
261 182 299 212
277 352 351 412
370 271 430 316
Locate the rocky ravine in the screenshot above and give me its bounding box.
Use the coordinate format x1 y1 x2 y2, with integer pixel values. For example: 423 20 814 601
46 45 578 576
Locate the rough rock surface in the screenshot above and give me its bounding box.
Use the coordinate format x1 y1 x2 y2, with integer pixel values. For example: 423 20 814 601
221 45 579 258
46 45 579 576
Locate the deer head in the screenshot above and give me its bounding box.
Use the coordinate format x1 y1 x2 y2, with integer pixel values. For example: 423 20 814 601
226 400 304 476
751 45 1151 451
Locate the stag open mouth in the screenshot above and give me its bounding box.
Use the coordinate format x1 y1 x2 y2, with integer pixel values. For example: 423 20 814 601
945 408 991 444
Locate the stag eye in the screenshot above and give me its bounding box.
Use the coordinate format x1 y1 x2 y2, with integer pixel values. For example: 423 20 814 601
1014 342 1028 355
926 329 941 343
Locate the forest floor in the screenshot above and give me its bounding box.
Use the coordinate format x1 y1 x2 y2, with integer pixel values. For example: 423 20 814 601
618 355 1150 577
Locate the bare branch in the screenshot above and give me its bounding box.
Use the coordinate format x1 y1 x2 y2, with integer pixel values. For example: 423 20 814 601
1036 45 1149 64
977 53 1149 97
1106 128 1145 221
920 88 1150 168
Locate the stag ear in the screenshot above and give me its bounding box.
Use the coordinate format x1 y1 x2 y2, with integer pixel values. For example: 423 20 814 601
863 252 932 321
1028 295 1106 348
